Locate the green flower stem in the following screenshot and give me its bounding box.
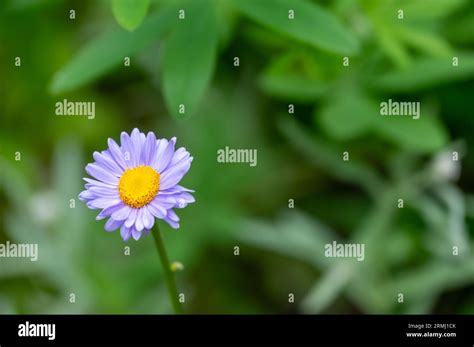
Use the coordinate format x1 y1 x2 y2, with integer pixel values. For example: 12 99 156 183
151 224 183 314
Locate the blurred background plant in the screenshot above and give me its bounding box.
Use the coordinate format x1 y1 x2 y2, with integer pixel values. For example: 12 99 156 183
0 0 474 313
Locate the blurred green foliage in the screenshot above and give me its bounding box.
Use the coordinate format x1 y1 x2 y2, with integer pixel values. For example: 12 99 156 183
0 0 474 314
112 0 150 32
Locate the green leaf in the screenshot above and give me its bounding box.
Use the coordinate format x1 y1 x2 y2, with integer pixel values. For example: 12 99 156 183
50 6 175 94
372 19 410 69
112 0 150 31
371 53 474 92
162 0 218 118
302 263 353 313
260 75 328 102
382 0 467 20
317 91 448 152
259 52 329 102
374 114 448 153
232 0 359 55
395 25 452 57
318 93 379 140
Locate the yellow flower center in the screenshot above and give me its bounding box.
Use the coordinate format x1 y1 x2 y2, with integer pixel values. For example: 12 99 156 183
118 166 160 208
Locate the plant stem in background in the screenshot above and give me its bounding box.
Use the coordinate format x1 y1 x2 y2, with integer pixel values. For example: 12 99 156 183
151 224 183 314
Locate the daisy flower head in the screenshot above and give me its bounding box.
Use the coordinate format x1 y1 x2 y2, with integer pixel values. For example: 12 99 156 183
79 128 195 241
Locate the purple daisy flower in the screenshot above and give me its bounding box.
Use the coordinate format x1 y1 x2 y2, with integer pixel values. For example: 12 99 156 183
79 128 195 241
